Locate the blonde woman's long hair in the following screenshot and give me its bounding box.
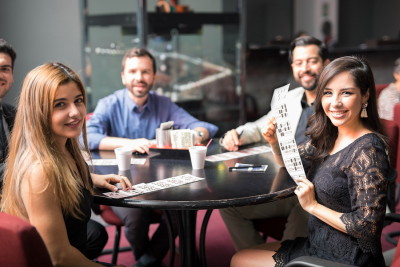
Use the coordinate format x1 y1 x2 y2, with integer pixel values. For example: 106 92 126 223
0 62 92 219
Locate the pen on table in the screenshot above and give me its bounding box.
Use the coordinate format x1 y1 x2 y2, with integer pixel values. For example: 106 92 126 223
228 165 263 172
237 129 244 139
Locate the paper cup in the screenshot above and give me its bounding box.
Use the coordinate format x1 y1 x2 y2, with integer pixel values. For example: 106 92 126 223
156 128 172 147
114 147 132 170
188 146 207 169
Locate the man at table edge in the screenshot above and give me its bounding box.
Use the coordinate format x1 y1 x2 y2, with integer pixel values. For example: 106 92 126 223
86 47 218 154
219 35 331 251
86 47 218 267
0 39 17 185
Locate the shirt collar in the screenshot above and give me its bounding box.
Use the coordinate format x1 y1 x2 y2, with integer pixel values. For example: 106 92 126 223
301 92 313 108
126 89 153 112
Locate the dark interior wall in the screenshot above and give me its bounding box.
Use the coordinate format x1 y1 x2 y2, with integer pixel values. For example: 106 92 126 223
242 0 400 122
372 0 400 39
244 0 400 48
246 0 293 46
337 0 374 47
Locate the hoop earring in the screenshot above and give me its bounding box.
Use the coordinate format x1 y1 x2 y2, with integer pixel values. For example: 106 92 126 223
361 103 368 118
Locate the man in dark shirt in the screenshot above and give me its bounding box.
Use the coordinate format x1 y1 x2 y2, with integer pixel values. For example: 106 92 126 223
220 36 331 251
0 39 17 183
295 94 315 144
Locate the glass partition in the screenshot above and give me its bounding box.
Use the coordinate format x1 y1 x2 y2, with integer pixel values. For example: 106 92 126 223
83 0 244 136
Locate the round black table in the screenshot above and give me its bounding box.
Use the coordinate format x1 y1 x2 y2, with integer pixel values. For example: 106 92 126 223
92 142 296 267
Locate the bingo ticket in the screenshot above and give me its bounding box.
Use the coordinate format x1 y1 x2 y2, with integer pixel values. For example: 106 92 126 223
103 173 204 199
271 84 306 183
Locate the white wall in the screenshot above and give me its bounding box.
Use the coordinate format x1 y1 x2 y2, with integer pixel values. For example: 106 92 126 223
0 0 83 105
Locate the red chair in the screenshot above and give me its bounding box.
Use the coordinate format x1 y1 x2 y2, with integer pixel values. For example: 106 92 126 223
394 103 400 176
382 119 399 171
392 220 400 266
99 205 168 265
0 212 53 267
381 119 399 214
86 112 94 121
99 205 132 264
376 83 390 99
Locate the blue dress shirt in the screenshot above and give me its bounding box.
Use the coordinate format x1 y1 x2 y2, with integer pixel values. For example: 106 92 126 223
86 89 218 150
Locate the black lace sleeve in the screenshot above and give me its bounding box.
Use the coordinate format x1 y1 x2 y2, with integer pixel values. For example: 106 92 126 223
340 136 389 256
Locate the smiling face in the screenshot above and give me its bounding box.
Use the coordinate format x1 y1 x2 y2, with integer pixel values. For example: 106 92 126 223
291 44 326 91
0 52 14 99
121 56 155 103
51 81 86 147
322 71 369 131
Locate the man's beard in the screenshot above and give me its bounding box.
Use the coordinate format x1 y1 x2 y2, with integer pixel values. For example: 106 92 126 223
303 81 317 91
130 82 153 97
299 72 319 91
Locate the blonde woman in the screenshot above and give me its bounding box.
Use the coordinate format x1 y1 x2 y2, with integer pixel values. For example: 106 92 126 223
0 63 131 267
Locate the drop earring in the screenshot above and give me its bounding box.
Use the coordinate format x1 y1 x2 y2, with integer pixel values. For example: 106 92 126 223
361 103 368 118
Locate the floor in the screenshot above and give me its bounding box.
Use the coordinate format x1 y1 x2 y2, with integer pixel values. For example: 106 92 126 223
95 209 236 267
95 207 400 267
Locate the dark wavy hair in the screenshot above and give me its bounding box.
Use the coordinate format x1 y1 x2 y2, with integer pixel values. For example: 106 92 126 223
288 35 329 63
0 39 17 69
306 56 387 162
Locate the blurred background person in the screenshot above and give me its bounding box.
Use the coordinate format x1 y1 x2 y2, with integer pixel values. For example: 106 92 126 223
0 38 17 185
378 57 400 120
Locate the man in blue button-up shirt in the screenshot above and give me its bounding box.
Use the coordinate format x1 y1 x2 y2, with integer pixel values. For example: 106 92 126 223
87 48 218 153
87 48 218 267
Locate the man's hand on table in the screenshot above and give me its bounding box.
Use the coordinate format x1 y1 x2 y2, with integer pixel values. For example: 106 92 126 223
220 129 243 151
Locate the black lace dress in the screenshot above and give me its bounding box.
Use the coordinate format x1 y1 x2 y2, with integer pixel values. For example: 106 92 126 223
273 133 390 267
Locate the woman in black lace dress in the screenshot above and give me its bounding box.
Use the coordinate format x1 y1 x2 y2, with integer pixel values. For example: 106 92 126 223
231 56 393 267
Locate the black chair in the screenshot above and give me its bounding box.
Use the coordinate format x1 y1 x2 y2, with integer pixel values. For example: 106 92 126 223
285 256 357 267
285 211 400 267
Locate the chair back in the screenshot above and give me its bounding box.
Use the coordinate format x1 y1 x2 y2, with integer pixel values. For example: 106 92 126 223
0 212 53 267
381 119 399 171
376 83 390 99
394 103 400 177
99 205 125 226
381 119 399 213
392 239 400 267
